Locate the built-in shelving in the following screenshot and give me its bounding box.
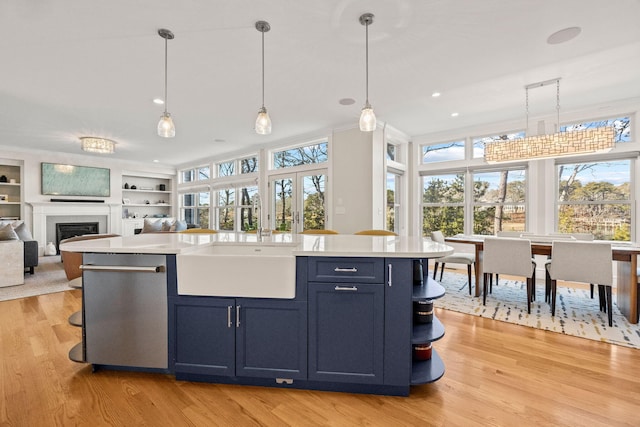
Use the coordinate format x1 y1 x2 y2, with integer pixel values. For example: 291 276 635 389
121 173 174 235
411 274 446 385
0 164 22 220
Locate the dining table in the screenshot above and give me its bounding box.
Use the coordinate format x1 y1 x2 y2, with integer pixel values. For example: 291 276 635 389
445 234 640 324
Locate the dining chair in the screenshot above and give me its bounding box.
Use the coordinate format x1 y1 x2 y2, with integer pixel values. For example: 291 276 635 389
430 230 475 295
482 237 536 313
354 229 397 236
545 240 613 326
545 233 597 300
493 231 532 293
299 229 339 234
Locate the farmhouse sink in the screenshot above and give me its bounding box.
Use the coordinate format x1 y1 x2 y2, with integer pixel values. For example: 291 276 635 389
176 244 296 298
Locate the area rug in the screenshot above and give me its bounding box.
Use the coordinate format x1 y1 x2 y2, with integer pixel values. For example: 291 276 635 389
0 256 75 302
437 273 640 349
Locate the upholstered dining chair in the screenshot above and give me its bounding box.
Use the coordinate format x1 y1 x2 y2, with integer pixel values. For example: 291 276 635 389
354 229 397 236
300 229 339 234
430 230 475 295
493 231 536 297
545 240 613 326
482 237 536 313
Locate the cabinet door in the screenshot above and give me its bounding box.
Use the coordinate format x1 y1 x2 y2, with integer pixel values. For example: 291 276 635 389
171 297 235 376
384 258 414 386
236 299 307 379
308 282 384 384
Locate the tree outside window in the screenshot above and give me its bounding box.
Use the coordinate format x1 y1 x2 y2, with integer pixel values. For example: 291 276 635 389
473 169 526 235
557 160 631 240
422 173 465 236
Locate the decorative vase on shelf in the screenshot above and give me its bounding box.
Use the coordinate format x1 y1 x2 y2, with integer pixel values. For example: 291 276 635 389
44 242 56 256
0 175 6 183
124 182 129 189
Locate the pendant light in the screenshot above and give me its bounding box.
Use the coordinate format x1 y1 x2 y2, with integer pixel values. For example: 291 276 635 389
359 13 376 132
255 21 272 135
157 28 175 138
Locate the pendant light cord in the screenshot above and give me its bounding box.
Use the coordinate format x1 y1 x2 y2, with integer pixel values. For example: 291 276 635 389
261 28 265 109
365 21 369 105
164 36 169 114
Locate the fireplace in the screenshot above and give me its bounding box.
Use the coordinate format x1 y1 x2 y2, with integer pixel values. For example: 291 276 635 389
55 222 99 254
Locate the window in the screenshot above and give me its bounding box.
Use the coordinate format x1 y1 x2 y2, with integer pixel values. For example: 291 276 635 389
215 185 259 231
561 116 631 143
272 141 328 169
240 156 258 174
181 192 210 228
386 172 399 232
182 169 195 183
181 166 210 183
386 143 397 162
472 168 526 235
557 159 631 240
422 173 465 236
218 161 235 177
421 140 465 164
472 132 525 159
198 166 210 180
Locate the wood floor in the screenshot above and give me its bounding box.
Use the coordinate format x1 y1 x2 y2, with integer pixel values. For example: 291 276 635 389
1 288 638 427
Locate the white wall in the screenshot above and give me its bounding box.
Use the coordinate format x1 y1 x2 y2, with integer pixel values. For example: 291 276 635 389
0 146 176 234
331 127 377 233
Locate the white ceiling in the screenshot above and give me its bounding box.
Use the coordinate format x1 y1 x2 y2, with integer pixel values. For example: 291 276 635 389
1 0 639 166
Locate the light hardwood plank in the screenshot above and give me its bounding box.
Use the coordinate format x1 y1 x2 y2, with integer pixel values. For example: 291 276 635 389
1 289 638 426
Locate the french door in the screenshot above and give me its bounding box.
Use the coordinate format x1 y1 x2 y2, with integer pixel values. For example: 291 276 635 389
269 169 327 233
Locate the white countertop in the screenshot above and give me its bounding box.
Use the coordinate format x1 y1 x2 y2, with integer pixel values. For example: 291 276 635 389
59 232 454 258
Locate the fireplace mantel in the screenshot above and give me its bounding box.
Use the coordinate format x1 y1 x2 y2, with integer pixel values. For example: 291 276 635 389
28 202 121 251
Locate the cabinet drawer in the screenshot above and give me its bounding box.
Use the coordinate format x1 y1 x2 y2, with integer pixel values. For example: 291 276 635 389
308 257 384 283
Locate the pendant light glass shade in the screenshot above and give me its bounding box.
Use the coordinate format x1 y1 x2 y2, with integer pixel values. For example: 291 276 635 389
359 103 376 132
157 112 175 138
255 107 272 135
359 13 376 132
157 29 175 138
255 21 272 135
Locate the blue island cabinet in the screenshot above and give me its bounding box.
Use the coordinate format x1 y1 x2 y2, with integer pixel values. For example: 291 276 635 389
306 257 415 395
168 256 443 396
169 296 307 382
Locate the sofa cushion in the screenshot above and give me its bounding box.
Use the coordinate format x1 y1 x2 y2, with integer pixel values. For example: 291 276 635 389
0 224 19 240
141 218 163 233
14 222 34 241
161 219 173 232
172 220 188 232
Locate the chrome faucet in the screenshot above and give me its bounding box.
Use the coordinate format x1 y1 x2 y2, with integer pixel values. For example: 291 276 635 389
253 193 263 238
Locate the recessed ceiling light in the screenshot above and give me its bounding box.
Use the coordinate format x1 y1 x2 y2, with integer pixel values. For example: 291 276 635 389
153 98 164 105
153 159 159 163
547 27 581 45
339 98 356 106
214 138 226 143
431 92 441 98
451 112 459 117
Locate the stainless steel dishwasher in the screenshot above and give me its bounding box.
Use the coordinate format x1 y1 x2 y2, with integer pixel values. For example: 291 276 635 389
81 253 168 370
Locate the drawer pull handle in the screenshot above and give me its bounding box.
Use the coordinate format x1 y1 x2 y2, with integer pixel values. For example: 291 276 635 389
388 263 392 287
334 267 358 273
227 306 232 328
335 286 358 291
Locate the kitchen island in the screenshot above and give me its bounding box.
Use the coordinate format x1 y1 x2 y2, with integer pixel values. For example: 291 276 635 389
60 232 453 396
